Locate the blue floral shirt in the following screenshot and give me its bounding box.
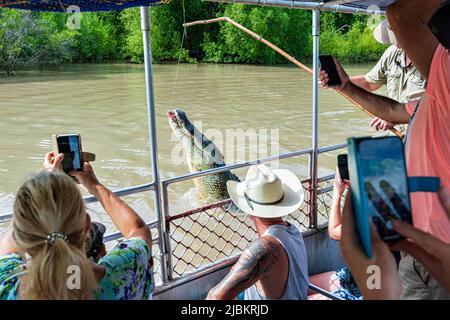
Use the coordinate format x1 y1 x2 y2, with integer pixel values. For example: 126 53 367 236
0 238 154 300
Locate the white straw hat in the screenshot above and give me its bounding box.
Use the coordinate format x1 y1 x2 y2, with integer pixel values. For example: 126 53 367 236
373 19 397 45
227 164 304 218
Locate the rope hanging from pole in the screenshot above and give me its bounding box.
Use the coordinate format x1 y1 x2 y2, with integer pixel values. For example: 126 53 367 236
182 17 404 139
170 0 187 107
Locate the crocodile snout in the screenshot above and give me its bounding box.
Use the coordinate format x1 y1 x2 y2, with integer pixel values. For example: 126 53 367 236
167 110 177 121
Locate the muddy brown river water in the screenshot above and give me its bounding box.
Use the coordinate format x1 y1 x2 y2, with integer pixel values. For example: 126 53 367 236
0 63 388 232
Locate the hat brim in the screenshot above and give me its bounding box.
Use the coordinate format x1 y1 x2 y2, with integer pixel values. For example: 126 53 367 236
227 169 304 218
373 19 397 45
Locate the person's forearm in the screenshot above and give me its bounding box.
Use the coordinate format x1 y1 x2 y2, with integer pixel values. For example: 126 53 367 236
340 82 408 124
328 191 343 240
206 266 245 300
207 238 278 300
350 76 381 92
352 267 403 300
206 286 235 300
89 184 147 239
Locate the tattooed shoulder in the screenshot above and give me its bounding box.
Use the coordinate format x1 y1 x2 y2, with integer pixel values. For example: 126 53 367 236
234 236 282 277
206 236 283 299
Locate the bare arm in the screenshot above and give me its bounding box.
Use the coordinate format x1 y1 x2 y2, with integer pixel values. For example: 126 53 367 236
70 163 152 247
350 75 383 93
319 61 410 124
329 191 343 241
43 152 152 246
328 168 348 241
351 75 395 131
340 195 403 299
342 82 410 124
387 0 441 80
88 184 152 245
206 237 281 300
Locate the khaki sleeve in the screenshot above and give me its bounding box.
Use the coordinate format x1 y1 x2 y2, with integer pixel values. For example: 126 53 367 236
365 47 393 84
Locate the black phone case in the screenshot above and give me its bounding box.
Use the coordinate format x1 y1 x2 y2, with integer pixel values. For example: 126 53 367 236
319 55 342 86
337 154 349 181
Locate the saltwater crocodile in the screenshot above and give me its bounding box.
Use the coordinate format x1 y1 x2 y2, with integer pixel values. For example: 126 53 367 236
167 109 240 204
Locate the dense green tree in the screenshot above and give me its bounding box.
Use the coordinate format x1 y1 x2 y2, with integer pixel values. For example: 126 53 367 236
121 6 191 63
319 12 388 63
202 5 312 64
0 10 73 74
202 6 387 64
71 12 121 62
0 3 389 74
120 0 221 63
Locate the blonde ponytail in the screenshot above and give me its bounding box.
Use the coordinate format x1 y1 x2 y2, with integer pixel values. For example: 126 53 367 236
13 172 97 300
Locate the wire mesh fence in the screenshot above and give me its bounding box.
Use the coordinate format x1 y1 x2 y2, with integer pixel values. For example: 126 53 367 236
169 200 256 278
165 176 335 281
317 179 335 228
94 175 336 285
151 242 162 284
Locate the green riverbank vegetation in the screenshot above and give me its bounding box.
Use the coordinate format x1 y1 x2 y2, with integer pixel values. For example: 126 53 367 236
0 1 388 74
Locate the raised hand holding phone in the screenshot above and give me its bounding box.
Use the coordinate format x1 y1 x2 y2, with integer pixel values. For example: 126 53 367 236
70 162 101 195
52 134 84 174
340 194 403 300
319 55 342 87
347 136 412 258
51 134 96 178
318 55 351 92
337 154 349 182
43 151 64 173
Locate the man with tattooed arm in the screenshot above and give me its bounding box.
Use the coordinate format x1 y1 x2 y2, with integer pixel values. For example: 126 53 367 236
207 165 309 300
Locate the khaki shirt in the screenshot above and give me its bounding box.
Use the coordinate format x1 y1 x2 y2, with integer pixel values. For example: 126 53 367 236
365 45 427 103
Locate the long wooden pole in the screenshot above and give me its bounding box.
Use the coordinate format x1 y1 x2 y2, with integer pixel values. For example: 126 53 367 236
183 17 404 139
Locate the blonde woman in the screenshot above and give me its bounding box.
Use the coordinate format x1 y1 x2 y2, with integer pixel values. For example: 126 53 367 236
0 152 153 300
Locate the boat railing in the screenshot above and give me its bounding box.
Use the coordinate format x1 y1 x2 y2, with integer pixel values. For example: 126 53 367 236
158 142 346 284
0 142 347 293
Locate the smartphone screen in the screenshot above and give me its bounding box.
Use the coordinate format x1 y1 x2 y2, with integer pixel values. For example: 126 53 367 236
337 154 349 181
358 137 412 241
319 55 342 86
57 135 82 173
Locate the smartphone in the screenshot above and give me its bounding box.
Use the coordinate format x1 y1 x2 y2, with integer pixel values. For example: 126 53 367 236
52 134 83 174
319 55 342 86
337 154 349 181
348 136 412 258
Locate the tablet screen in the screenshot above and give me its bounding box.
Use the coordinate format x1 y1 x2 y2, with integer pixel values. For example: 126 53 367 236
358 137 412 240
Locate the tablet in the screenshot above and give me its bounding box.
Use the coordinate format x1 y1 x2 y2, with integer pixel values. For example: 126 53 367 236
347 136 412 258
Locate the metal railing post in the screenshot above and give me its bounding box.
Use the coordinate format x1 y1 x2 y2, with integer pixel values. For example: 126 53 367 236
140 6 170 284
309 8 320 228
161 181 174 281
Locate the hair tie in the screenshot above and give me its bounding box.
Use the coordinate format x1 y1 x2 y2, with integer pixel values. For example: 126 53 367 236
46 232 68 245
